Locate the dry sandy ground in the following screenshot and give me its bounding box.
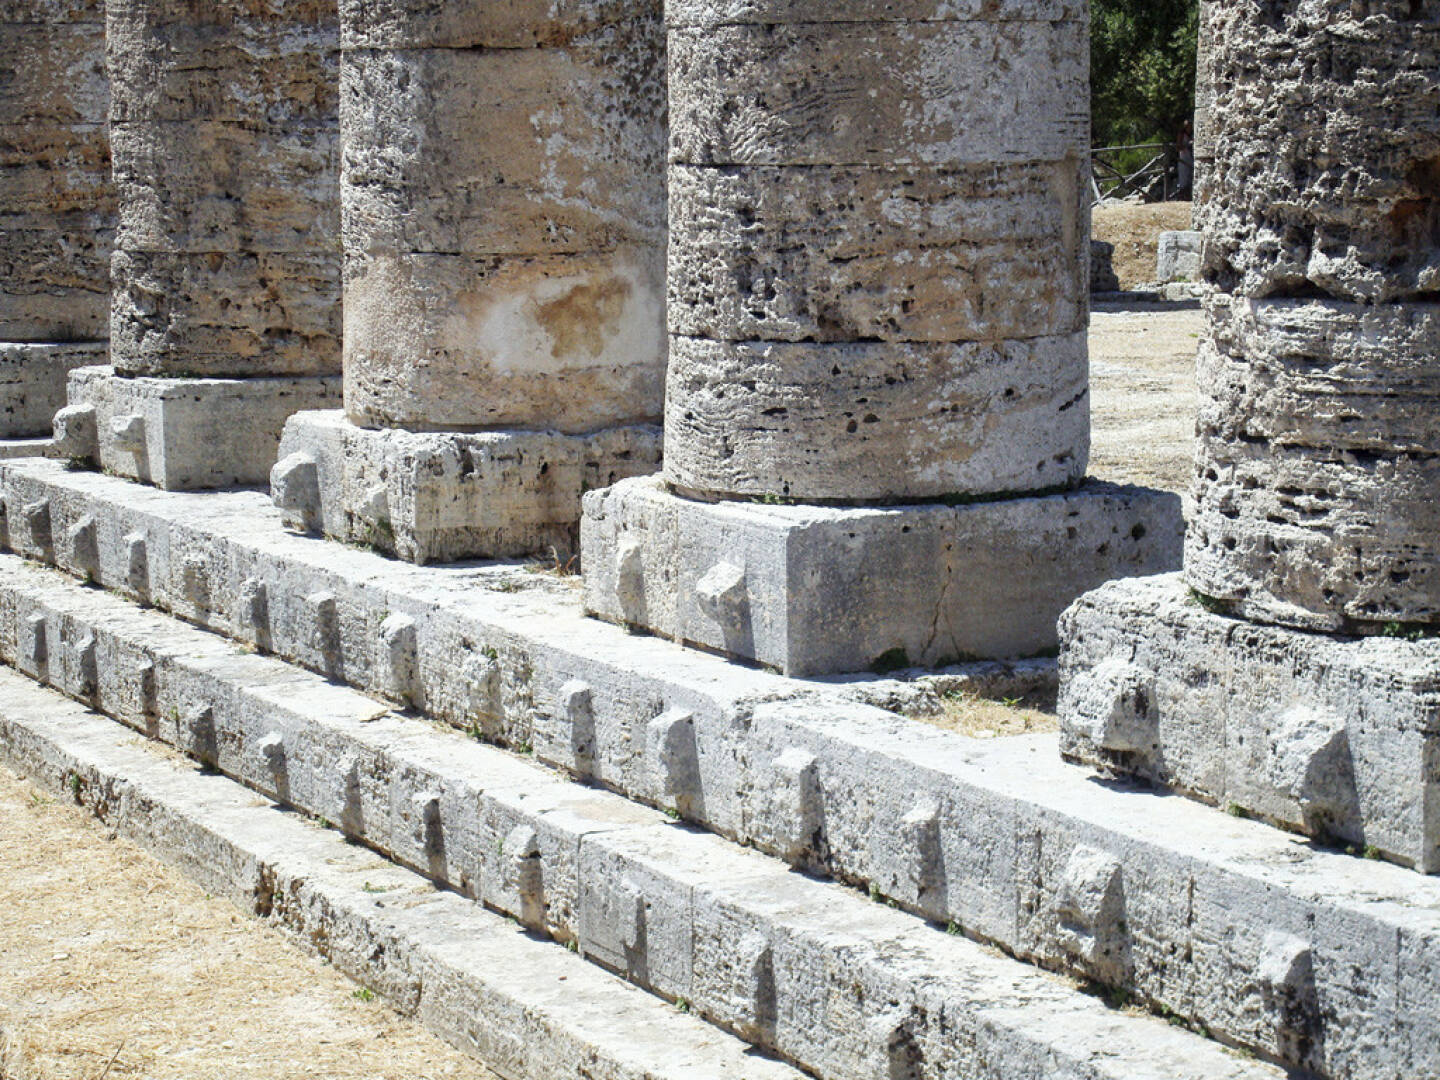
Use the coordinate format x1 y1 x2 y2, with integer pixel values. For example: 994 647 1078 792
0 764 494 1080
0 297 1201 1077
1094 201 1196 289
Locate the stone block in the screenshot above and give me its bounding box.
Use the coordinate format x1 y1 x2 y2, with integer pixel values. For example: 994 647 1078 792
662 332 1089 503
341 249 664 433
274 409 662 564
1155 230 1202 283
668 20 1087 167
1188 296 1440 631
64 365 341 490
340 47 663 256
0 213 111 342
1195 1 1440 302
0 124 112 218
668 160 1086 345
111 122 339 255
581 475 1183 676
339 0 659 50
1089 239 1120 293
0 21 108 125
110 249 341 378
0 341 106 438
665 0 1083 23
1059 573 1440 873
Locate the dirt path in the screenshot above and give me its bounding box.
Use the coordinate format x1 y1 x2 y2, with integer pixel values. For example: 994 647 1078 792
0 763 494 1080
1088 302 1203 496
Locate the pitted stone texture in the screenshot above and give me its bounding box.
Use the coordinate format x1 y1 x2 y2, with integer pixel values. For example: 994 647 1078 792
1059 574 1440 874
663 332 1089 503
341 44 664 256
1187 296 1440 631
582 475 1181 676
343 250 664 434
1155 231 1203 284
668 20 1087 168
110 250 341 379
112 122 339 254
1195 0 1440 302
275 410 662 564
0 342 106 438
668 160 1086 345
66 366 340 490
665 0 1083 24
340 0 659 48
0 4 111 342
5 460 1440 1078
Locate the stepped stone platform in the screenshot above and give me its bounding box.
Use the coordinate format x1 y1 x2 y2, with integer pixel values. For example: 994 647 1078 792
1 458 1438 1078
0 669 803 1080
0 342 106 439
0 559 1277 1080
582 475 1183 676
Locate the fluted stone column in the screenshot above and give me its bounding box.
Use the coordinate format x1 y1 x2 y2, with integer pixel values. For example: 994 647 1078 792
53 0 343 489
270 0 666 564
580 0 1183 677
1060 0 1440 876
0 0 111 448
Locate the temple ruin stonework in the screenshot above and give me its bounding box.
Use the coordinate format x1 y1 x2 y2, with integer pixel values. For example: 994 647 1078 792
0 1 1437 1078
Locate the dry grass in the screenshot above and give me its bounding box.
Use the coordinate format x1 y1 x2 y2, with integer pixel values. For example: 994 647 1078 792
917 692 1058 739
0 765 494 1080
1093 201 1195 289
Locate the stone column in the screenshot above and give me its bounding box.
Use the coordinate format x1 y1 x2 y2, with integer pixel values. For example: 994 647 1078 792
1060 0 1440 875
54 0 343 489
0 0 111 450
270 0 666 564
580 0 1183 677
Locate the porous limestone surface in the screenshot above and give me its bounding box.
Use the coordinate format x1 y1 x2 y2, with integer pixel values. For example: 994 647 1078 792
58 366 341 490
0 3 111 342
337 3 666 435
665 0 1083 24
0 563 1279 1080
0 437 58 461
342 249 665 435
105 0 341 380
668 161 1087 345
1188 295 1440 631
273 410 662 564
1196 0 1440 302
0 341 105 438
1155 231 1203 283
0 671 805 1080
662 333 1090 504
1059 573 1440 874
581 475 1182 676
667 21 1087 168
2 461 1438 1077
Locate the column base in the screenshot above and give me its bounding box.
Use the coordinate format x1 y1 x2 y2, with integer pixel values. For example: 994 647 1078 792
580 475 1183 678
0 341 106 438
53 366 341 490
272 410 663 565
1058 573 1440 873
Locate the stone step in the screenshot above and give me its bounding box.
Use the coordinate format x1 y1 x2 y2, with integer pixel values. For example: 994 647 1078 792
0 666 803 1080
0 555 1277 1080
2 460 1439 1079
0 437 58 461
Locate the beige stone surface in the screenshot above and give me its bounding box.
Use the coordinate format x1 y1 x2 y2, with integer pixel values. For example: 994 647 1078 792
669 160 1085 344
343 248 664 432
111 249 341 377
666 0 1082 23
339 0 659 51
0 21 107 124
1196 0 1440 302
0 221 110 341
1187 295 1440 631
341 45 664 257
669 20 1087 167
663 332 1088 502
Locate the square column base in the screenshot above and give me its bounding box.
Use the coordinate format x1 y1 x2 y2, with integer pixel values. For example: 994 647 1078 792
0 341 107 438
580 476 1183 678
54 366 341 490
272 410 663 565
1059 574 1440 873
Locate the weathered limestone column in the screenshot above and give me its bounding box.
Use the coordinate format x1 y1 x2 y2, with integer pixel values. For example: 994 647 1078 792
580 0 1184 677
54 0 342 489
271 0 667 563
1060 0 1440 876
0 0 111 450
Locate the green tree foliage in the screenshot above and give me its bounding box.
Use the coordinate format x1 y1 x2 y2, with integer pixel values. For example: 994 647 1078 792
1091 0 1200 148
